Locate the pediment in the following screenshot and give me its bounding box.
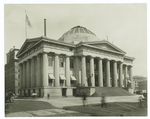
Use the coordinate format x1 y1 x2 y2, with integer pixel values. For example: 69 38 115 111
21 42 36 52
16 37 42 57
84 40 125 54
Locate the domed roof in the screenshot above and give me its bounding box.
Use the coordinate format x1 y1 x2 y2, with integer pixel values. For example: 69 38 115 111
58 26 100 44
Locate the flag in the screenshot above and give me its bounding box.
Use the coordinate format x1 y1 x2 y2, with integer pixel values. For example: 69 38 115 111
26 14 32 28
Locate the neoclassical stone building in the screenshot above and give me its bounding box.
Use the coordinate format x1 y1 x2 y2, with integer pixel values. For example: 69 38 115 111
17 26 135 97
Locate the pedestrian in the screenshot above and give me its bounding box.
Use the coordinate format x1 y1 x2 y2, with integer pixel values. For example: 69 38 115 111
47 94 50 100
82 92 87 106
101 93 107 108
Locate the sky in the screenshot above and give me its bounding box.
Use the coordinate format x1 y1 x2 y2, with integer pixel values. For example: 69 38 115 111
4 3 147 77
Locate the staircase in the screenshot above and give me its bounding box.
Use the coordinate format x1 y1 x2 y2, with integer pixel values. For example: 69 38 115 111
91 87 134 97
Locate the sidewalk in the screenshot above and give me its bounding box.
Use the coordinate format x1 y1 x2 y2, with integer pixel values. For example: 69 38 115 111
36 95 141 108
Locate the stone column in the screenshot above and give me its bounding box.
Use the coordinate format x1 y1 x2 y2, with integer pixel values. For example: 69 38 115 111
81 56 87 86
119 62 123 87
19 63 22 89
31 57 35 88
113 61 117 87
29 59 31 88
42 53 48 87
40 55 43 86
30 90 33 97
129 66 133 89
66 55 70 87
98 58 103 87
54 54 59 87
75 57 80 84
22 90 24 97
23 61 26 88
21 63 24 89
90 57 95 87
124 65 128 88
26 61 29 88
106 59 110 87
26 60 31 88
37 54 41 87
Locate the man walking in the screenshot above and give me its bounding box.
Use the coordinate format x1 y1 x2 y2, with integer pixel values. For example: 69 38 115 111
101 93 107 108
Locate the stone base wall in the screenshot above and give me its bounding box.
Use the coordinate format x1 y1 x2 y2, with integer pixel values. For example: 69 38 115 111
42 87 62 97
76 87 95 96
66 88 73 96
20 87 76 97
90 87 96 96
128 88 134 94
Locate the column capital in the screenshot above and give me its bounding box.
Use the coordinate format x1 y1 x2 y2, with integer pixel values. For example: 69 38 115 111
37 53 42 56
81 55 86 57
31 56 35 60
55 53 60 56
89 56 94 59
27 58 31 61
105 58 110 61
123 64 128 66
128 65 133 68
87 55 95 58
111 60 117 63
23 60 27 63
19 62 23 65
42 52 48 55
65 55 70 58
37 53 42 57
98 57 103 60
118 61 123 64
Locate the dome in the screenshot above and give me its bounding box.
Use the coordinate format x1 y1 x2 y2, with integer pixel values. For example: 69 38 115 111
58 26 100 44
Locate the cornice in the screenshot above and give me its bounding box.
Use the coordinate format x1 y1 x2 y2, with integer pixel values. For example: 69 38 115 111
77 43 125 55
124 56 135 60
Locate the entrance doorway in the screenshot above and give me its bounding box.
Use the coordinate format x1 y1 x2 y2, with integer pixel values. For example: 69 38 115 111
28 89 30 96
62 88 67 97
73 89 76 96
24 90 26 96
39 89 41 97
95 74 98 86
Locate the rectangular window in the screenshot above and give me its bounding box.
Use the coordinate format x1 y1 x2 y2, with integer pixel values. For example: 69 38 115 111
49 79 53 83
87 63 90 70
94 64 98 70
60 80 64 83
71 80 74 84
70 59 74 69
103 66 104 72
48 56 53 67
59 57 64 67
33 89 35 93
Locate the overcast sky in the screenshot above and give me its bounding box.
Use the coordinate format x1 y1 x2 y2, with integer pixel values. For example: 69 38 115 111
4 4 147 77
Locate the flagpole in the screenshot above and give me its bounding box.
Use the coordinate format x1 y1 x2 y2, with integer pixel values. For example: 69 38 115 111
25 11 32 39
106 35 108 41
25 10 27 39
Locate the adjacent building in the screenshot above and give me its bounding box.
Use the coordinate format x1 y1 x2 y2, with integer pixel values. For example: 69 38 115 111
16 26 135 97
5 46 19 94
133 76 147 93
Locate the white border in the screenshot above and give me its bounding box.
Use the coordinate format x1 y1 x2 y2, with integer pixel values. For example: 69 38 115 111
1 0 149 119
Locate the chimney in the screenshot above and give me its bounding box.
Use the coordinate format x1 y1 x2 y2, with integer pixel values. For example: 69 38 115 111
44 19 46 36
